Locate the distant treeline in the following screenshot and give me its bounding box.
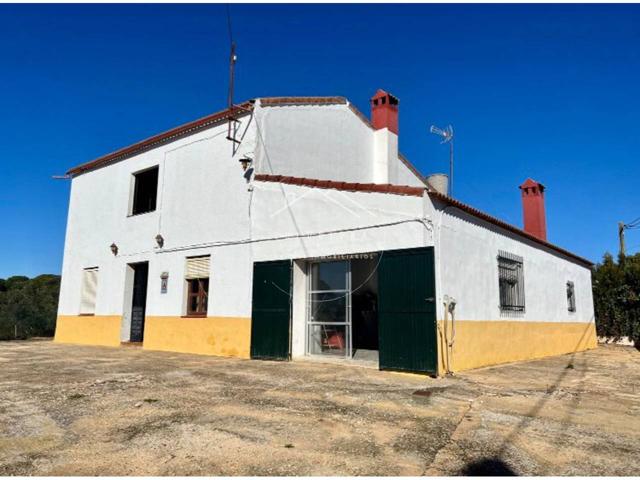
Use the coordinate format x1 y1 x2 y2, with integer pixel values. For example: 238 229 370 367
593 253 640 348
0 275 60 340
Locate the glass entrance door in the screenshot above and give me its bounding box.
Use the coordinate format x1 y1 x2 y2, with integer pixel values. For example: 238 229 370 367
307 260 351 357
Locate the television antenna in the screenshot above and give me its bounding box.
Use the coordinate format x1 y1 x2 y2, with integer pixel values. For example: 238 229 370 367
429 124 454 196
225 5 240 154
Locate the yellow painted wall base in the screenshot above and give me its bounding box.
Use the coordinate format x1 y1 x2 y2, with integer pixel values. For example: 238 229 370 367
143 316 252 359
437 320 597 374
54 315 122 347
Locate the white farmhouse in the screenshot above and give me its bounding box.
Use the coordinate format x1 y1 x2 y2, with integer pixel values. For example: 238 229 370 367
55 90 596 374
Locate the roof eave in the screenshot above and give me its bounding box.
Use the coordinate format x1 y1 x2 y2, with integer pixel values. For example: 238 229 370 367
66 101 255 176
428 191 593 267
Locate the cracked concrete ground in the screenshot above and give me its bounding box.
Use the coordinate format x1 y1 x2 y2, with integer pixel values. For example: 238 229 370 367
0 340 638 475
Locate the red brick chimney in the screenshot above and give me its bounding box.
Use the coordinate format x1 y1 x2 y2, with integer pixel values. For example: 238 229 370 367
370 89 399 134
519 178 547 241
371 90 399 184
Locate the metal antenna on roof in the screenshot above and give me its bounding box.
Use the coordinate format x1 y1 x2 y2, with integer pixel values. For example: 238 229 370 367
430 124 454 196
225 5 240 154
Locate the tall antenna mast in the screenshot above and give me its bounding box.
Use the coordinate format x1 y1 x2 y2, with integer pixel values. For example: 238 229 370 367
429 124 454 196
227 42 236 111
225 5 240 151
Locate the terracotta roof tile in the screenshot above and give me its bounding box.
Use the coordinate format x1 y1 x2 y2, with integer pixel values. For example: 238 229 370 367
254 174 425 197
67 101 255 176
66 96 353 176
259 96 347 106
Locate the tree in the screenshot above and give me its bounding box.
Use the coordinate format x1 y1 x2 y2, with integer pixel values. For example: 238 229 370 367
0 275 60 340
593 252 640 348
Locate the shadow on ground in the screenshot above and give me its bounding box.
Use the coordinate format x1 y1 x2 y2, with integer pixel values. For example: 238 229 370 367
461 457 516 476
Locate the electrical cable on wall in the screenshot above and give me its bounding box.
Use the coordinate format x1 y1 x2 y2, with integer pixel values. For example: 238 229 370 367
154 217 435 255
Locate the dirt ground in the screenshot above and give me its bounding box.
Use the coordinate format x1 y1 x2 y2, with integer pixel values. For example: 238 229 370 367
0 340 638 476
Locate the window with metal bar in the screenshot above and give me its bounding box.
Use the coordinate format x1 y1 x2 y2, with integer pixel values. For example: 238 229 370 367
567 281 576 312
497 251 525 312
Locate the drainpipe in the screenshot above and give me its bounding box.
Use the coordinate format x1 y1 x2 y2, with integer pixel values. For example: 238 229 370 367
448 297 457 374
436 204 455 376
442 298 451 375
442 295 457 375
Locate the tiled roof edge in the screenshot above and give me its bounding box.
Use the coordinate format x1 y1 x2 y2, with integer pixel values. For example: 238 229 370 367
253 174 425 197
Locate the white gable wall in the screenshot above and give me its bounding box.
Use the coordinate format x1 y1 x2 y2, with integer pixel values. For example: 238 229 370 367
252 101 425 188
396 157 426 188
253 102 373 182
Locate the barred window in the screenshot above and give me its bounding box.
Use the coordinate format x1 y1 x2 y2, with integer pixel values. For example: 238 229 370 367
567 281 576 312
498 251 525 312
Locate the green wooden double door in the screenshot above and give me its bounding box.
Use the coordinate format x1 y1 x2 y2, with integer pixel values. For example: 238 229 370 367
250 247 437 373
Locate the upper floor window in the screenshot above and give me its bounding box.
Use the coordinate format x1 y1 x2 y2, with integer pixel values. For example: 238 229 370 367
131 166 159 215
498 251 525 312
80 267 99 315
567 281 576 312
185 255 210 316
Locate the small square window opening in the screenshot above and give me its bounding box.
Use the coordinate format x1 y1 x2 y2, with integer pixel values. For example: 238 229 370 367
131 166 159 215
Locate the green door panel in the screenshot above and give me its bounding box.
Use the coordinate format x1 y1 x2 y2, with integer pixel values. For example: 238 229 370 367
378 247 437 373
250 260 292 360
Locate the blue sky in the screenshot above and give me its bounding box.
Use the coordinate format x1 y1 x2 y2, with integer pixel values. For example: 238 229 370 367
1 3 639 277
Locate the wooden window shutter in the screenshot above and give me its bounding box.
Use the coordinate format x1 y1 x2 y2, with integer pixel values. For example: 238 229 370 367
185 256 210 279
80 267 99 314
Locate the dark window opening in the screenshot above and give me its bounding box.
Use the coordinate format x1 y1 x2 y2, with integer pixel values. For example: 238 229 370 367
131 166 159 215
186 278 208 316
498 251 525 312
567 281 576 312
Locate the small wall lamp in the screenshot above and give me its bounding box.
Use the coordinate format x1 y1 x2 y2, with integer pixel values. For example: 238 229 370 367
239 156 252 171
110 243 118 256
155 234 164 248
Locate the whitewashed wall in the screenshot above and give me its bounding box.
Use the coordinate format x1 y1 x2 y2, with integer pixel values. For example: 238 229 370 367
253 101 425 188
253 103 374 183
249 181 432 262
58 117 256 333
431 198 594 324
59 95 592 350
250 181 434 358
395 158 426 188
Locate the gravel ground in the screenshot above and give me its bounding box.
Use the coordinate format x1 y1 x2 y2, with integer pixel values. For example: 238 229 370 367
0 340 638 475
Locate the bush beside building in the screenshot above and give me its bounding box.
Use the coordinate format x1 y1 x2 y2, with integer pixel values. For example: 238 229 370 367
593 253 640 348
0 275 60 340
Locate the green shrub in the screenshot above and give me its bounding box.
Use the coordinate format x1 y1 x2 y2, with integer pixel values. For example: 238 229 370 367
593 253 640 349
0 274 60 340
